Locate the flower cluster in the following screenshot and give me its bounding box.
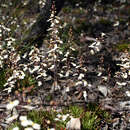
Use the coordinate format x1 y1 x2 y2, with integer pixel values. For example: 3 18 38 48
5 100 19 124
0 1 89 96
89 41 102 55
39 0 46 8
20 116 40 129
55 113 70 121
116 52 130 79
12 116 40 130
6 100 19 110
115 52 130 88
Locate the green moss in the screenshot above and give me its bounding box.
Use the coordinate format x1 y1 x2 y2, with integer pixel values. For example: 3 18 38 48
62 7 72 13
45 94 53 102
81 104 110 129
0 68 7 90
82 111 99 130
28 110 58 130
99 18 113 25
69 105 84 118
116 43 130 52
12 8 26 18
8 104 111 129
59 23 71 43
16 73 36 91
28 110 46 124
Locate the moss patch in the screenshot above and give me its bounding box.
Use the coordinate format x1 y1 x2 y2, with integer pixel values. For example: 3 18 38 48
0 68 7 90
116 43 130 52
8 103 111 129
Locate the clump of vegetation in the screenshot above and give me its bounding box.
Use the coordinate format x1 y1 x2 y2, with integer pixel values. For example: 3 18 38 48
8 104 111 129
0 68 7 90
15 74 36 94
25 104 111 129
82 111 99 130
8 122 21 130
68 104 111 130
116 43 130 52
69 105 84 118
62 6 72 13
27 110 64 129
99 18 113 25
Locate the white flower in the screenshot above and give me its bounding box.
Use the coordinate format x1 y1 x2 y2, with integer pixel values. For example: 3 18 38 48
22 53 27 58
58 73 64 78
49 65 55 70
56 114 69 121
23 65 28 71
19 116 27 121
113 21 119 27
70 47 75 51
20 117 33 127
101 32 106 37
71 62 76 67
3 87 12 93
21 120 30 127
18 71 25 79
47 44 58 53
75 81 82 86
54 118 60 121
21 105 35 110
38 81 42 86
83 91 87 101
50 23 55 27
116 82 127 86
20 116 30 127
90 49 95 55
29 66 40 73
126 91 130 97
78 73 84 80
24 127 34 130
3 54 8 59
6 114 18 123
54 19 60 24
121 72 128 79
83 80 88 86
8 76 14 82
102 76 108 81
89 41 101 52
65 51 69 57
6 100 19 110
27 120 34 126
32 123 41 130
62 58 67 62
65 70 70 77
48 128 55 130
12 127 19 130
62 114 69 121
29 49 34 56
65 87 70 92
57 114 62 118
15 55 21 62
97 72 102 76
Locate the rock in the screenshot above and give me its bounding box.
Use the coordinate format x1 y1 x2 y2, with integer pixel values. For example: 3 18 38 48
119 101 130 110
66 117 81 130
126 91 130 97
98 85 108 97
